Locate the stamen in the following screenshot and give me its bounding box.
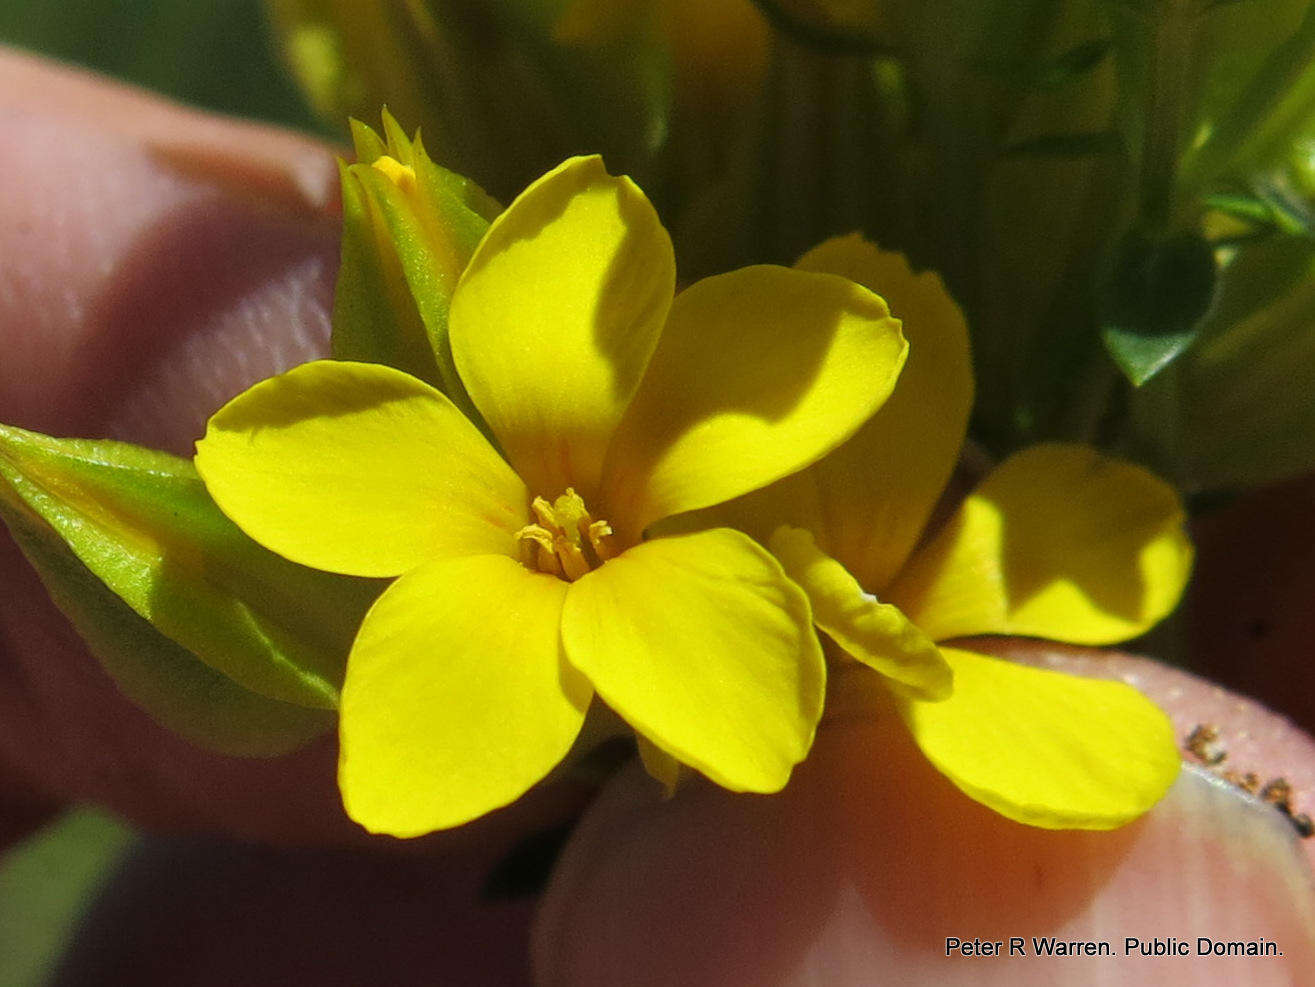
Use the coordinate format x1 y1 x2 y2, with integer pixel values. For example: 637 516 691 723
539 545 562 577
514 488 618 581
531 496 557 529
588 520 616 561
556 535 591 581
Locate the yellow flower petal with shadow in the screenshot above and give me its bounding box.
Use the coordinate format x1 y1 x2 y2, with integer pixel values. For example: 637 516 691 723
449 155 675 500
196 361 527 578
561 528 825 792
677 238 971 590
602 266 906 537
338 555 591 836
897 648 1180 829
793 236 974 591
887 444 1193 645
769 526 952 701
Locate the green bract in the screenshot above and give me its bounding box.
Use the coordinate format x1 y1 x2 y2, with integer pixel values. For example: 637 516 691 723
334 112 498 411
0 424 379 753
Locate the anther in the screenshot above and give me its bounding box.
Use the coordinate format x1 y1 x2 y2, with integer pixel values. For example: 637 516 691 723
515 489 617 581
588 520 616 561
531 496 557 529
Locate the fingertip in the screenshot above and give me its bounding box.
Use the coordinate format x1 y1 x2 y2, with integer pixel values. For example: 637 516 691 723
536 655 1315 984
0 53 349 843
0 46 341 213
0 59 342 451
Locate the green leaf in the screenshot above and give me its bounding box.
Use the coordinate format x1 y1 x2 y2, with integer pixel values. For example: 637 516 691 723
1104 0 1315 211
750 0 895 54
1000 130 1122 158
976 37 1112 91
0 809 135 987
1034 38 1112 89
1205 192 1288 231
0 0 323 133
1099 231 1218 385
1204 187 1313 242
1136 236 1315 489
1178 0 1315 195
333 115 494 424
0 424 380 712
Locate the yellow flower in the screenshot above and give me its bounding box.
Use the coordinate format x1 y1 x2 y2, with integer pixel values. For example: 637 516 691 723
194 157 908 836
679 235 1195 830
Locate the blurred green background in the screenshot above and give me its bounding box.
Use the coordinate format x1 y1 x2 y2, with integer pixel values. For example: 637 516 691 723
0 811 133 986
0 0 320 132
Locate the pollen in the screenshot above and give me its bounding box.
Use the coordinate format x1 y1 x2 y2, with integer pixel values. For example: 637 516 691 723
516 488 617 580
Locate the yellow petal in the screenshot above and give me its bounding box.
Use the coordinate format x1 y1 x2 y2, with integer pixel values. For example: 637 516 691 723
659 241 970 587
769 526 951 701
887 444 1193 644
448 156 675 500
602 265 906 536
897 648 1180 829
338 555 590 836
195 361 526 578
793 236 974 590
561 528 825 792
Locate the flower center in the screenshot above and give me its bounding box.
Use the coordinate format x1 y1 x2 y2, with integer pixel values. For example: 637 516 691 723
516 488 617 580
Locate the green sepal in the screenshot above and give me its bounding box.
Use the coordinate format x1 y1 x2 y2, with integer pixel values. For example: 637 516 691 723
0 423 381 714
349 117 388 164
4 505 333 757
333 159 438 384
1099 231 1219 386
333 112 496 424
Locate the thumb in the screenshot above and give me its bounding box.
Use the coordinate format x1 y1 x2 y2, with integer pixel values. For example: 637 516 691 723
0 46 352 845
0 49 585 852
534 643 1315 985
0 45 338 451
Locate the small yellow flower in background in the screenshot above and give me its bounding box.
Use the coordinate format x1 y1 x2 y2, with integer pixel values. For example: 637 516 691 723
680 235 1195 830
194 157 908 836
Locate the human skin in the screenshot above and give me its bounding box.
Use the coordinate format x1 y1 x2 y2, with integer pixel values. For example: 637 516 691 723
1 47 1313 984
